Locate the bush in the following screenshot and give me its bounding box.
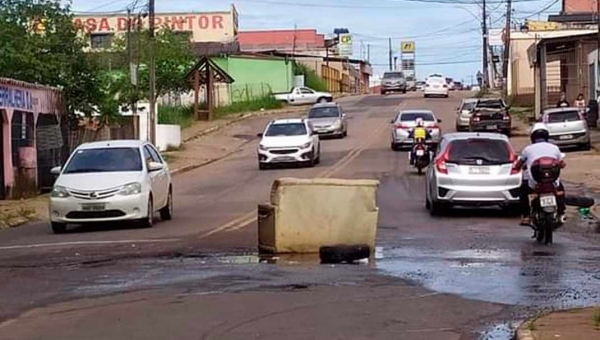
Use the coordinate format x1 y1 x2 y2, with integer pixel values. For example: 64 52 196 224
158 105 194 128
293 63 328 92
214 95 283 117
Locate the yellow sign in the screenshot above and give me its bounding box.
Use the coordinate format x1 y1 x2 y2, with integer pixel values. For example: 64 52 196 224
340 34 352 44
401 41 415 53
525 19 559 31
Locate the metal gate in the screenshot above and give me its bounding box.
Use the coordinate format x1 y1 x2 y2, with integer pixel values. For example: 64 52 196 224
36 114 63 191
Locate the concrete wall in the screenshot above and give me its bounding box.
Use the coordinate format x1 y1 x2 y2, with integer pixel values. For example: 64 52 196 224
212 56 294 101
156 125 181 152
0 78 62 198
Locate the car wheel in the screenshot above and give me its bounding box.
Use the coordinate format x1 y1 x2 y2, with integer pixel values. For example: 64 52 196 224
309 149 317 167
424 94 428 98
317 97 328 103
402 89 407 94
502 129 511 137
581 142 592 151
315 146 321 164
51 222 67 234
343 130 348 138
391 142 400 151
429 199 446 217
259 162 267 170
444 94 449 98
160 187 173 221
140 196 154 228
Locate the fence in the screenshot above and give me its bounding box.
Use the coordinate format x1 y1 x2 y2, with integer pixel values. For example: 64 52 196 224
321 65 341 92
66 117 135 155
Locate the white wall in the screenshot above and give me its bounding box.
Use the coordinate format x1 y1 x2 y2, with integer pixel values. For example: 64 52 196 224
156 124 181 152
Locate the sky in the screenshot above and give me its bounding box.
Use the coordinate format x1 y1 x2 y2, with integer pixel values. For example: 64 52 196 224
68 0 562 83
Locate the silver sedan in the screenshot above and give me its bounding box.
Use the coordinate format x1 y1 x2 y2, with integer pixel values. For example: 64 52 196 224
425 133 522 215
391 110 442 151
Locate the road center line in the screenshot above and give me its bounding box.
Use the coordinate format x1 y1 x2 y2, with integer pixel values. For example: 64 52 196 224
0 239 181 251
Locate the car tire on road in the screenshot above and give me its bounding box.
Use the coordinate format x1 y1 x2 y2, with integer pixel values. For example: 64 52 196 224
258 162 268 170
502 129 511 137
391 142 400 151
51 222 67 234
317 97 328 103
580 142 592 151
140 197 154 228
160 187 173 221
402 89 407 94
428 199 446 217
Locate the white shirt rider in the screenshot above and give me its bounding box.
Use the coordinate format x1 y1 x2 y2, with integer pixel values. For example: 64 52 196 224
519 125 564 189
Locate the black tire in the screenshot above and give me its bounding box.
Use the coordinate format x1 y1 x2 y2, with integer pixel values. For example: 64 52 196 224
391 143 400 151
429 200 445 217
544 215 553 245
315 147 321 165
381 91 386 95
317 97 328 103
444 94 449 98
581 142 592 151
160 187 173 221
502 129 511 137
565 195 595 208
417 165 423 175
424 94 429 98
140 197 154 228
319 245 370 264
308 149 317 167
51 222 67 234
402 89 407 94
343 130 348 138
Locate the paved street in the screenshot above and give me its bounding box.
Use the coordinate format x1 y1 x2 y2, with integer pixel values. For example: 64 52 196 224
1 93 600 339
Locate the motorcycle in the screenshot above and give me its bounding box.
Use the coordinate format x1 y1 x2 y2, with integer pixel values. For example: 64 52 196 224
412 137 431 175
528 157 563 245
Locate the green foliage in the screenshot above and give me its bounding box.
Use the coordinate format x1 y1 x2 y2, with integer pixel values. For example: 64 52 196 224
158 105 194 128
214 95 283 117
0 0 97 115
293 63 328 92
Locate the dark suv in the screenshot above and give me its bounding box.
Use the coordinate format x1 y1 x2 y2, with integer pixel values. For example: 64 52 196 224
469 98 511 136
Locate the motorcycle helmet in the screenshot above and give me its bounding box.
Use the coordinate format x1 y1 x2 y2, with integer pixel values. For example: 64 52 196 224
530 123 550 143
415 117 424 127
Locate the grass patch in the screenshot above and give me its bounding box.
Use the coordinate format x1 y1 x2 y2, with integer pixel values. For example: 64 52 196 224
593 309 600 330
214 95 283 118
165 144 185 152
158 105 194 129
294 63 328 92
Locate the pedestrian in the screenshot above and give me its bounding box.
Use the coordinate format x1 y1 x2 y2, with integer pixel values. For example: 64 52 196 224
556 92 569 107
574 93 586 114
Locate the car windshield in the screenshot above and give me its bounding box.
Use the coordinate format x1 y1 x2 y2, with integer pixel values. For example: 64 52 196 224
308 107 340 118
64 147 142 174
477 100 504 109
265 123 307 136
462 102 476 111
399 112 435 121
546 110 580 123
447 139 511 165
383 72 403 79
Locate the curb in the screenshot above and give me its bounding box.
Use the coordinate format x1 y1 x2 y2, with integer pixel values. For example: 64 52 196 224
514 329 534 340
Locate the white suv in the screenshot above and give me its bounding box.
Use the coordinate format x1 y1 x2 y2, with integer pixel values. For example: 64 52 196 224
257 119 321 170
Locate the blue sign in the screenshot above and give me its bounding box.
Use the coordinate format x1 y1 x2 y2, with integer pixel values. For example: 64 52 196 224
0 86 34 110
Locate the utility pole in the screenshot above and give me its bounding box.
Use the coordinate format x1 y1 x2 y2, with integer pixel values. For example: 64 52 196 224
148 0 156 145
388 38 393 71
596 0 600 98
482 0 489 90
502 0 512 97
127 8 139 139
367 44 370 63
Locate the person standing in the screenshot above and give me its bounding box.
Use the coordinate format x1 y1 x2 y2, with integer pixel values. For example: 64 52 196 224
574 93 586 115
556 92 569 107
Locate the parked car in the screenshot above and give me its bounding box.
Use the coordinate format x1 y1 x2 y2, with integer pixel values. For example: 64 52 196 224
306 102 348 138
49 140 173 233
453 81 464 90
406 79 417 91
446 78 455 91
469 98 511 135
257 118 321 170
391 109 442 151
381 71 407 94
455 98 478 131
425 133 521 216
273 87 333 105
471 85 481 92
424 74 449 98
416 81 426 91
542 107 591 150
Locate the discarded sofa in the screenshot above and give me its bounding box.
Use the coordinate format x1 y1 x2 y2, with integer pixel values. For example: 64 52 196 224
258 178 380 254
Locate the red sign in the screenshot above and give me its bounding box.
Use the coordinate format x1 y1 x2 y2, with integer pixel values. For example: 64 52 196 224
73 14 225 33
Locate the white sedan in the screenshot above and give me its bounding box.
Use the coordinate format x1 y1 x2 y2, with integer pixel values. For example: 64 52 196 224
49 140 173 233
424 76 449 98
257 118 321 169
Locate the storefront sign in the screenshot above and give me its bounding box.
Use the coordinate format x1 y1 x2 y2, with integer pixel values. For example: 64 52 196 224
338 34 353 57
0 86 34 111
73 14 226 33
401 41 415 53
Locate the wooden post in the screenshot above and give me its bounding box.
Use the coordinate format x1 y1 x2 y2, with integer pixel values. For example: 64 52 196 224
193 69 200 120
207 63 213 121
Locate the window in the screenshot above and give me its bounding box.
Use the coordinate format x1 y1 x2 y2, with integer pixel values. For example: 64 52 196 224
461 102 476 111
383 72 404 79
142 146 153 167
64 148 142 174
308 107 340 118
447 139 512 165
144 145 163 164
11 111 34 166
476 100 505 109
546 110 581 123
265 123 308 137
300 88 314 94
90 33 113 49
399 112 435 121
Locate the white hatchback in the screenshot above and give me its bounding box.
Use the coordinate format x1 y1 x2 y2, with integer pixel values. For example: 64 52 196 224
424 75 449 98
257 118 321 169
49 140 173 233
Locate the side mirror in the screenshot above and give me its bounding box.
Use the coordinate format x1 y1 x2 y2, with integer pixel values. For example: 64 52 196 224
437 119 442 123
390 119 395 124
257 133 263 138
50 166 61 175
342 114 347 118
148 162 164 172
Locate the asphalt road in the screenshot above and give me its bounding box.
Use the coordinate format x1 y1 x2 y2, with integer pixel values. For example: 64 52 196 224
1 92 600 340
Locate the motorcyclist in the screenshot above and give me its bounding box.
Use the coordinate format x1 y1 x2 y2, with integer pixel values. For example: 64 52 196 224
516 123 566 226
408 118 432 165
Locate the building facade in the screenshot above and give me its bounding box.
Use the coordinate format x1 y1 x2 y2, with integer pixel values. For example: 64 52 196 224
238 29 325 55
0 78 63 199
73 5 238 49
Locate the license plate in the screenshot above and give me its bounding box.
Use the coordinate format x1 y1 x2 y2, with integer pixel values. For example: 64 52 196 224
416 150 425 156
486 125 497 130
276 157 296 162
539 195 557 207
469 166 490 175
81 203 105 211
559 134 573 140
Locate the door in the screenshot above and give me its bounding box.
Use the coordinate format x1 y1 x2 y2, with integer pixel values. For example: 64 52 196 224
145 145 169 208
299 87 316 104
143 146 162 208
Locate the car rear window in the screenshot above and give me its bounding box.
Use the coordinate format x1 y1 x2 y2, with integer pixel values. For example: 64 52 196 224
546 110 580 123
476 100 504 109
461 102 476 111
447 139 512 165
427 77 444 84
399 112 435 121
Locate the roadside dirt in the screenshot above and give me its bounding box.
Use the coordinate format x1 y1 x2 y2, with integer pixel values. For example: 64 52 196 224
518 307 600 340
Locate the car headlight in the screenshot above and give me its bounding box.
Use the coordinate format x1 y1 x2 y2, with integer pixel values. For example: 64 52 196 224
259 144 268 151
118 182 142 196
332 119 342 128
300 142 313 149
50 186 70 198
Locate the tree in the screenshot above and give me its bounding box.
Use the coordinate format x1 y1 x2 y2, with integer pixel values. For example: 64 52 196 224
0 0 97 115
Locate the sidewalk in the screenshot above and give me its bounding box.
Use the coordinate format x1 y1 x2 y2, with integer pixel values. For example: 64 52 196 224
516 307 600 340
